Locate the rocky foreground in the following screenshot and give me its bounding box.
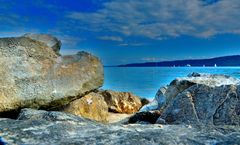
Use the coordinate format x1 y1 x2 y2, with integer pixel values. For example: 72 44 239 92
0 34 240 144
1 108 240 145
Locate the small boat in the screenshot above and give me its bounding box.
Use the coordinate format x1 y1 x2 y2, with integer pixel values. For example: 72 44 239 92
186 64 191 67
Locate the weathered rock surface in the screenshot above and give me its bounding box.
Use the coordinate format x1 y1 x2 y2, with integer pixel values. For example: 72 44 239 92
61 90 143 123
100 90 142 114
0 109 239 145
23 33 61 54
0 35 103 115
140 73 240 125
62 92 108 122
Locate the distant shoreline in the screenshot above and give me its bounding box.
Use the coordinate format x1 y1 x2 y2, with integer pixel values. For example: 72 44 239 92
106 55 240 67
104 66 240 68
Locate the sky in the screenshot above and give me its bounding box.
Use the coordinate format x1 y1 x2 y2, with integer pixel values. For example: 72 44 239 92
0 0 240 65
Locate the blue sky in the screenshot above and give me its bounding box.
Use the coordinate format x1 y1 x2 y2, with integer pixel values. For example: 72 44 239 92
0 0 240 65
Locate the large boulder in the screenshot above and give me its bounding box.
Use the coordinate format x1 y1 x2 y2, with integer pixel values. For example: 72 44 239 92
100 90 142 114
62 92 108 122
0 109 240 144
140 73 240 125
0 35 103 115
23 33 61 54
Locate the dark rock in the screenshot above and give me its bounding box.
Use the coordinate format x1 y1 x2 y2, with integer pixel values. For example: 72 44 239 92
140 98 150 106
187 72 201 77
128 111 161 124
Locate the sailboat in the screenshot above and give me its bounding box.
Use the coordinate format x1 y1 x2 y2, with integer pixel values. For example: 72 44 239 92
214 64 217 67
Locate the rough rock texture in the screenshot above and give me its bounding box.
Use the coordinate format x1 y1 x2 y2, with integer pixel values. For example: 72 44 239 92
23 33 61 54
0 109 239 145
140 73 240 125
100 90 142 114
0 35 103 115
62 92 108 122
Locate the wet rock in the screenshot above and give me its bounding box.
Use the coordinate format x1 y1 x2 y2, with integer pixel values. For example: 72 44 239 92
0 35 103 114
0 109 240 144
100 90 142 114
62 92 108 122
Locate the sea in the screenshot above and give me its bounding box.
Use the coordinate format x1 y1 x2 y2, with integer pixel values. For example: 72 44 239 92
102 67 240 100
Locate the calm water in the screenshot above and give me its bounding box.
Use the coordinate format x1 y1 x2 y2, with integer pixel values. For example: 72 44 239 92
102 67 240 99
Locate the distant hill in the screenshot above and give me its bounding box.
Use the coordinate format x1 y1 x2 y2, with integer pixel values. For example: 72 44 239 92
115 55 240 67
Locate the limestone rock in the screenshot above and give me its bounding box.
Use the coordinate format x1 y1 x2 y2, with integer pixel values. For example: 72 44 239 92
62 92 108 122
0 109 240 144
23 33 61 54
100 90 142 114
0 35 103 115
140 73 240 125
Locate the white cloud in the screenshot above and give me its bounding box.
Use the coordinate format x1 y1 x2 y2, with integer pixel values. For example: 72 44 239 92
67 0 240 39
98 36 123 41
118 43 145 47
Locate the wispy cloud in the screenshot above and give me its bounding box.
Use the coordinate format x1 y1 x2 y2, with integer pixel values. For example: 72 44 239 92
98 36 123 41
67 0 240 39
118 43 145 47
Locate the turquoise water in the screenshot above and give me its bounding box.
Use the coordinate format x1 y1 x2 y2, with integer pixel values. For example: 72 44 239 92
102 67 240 99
